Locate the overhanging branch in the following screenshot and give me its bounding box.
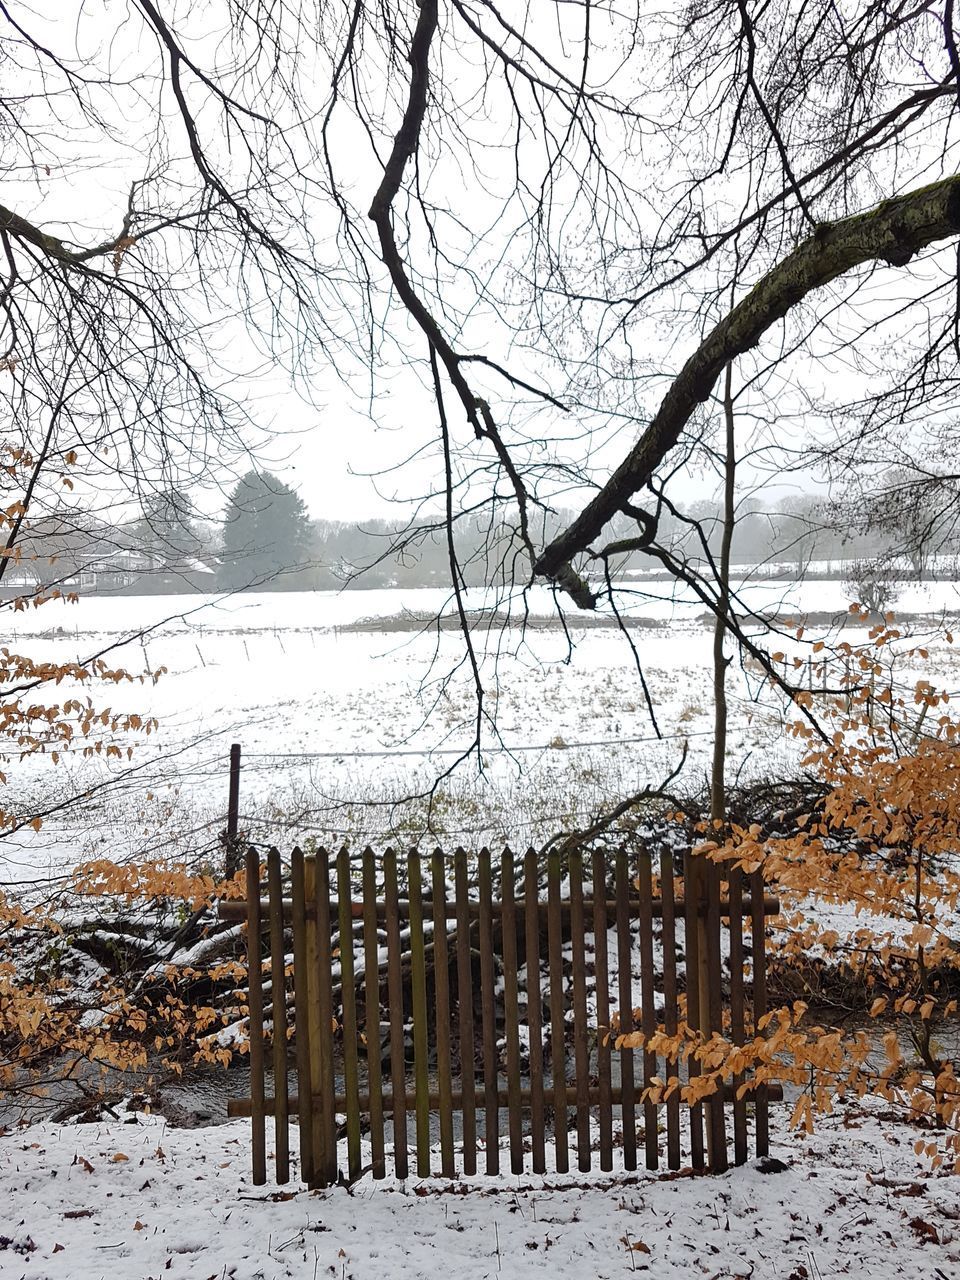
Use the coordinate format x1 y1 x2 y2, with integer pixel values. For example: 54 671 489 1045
366 0 540 562
536 174 960 603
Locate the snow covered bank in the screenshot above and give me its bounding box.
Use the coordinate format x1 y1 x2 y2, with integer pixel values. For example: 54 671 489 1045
3 1103 958 1279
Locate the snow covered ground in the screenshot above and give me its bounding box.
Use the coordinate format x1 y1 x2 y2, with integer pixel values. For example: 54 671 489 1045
4 585 960 1275
1 573 960 885
3 1101 958 1279
5 576 960 877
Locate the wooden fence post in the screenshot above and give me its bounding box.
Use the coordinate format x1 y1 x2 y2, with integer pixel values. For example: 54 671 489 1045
524 848 547 1174
659 850 681 1169
615 848 637 1170
408 849 431 1177
548 849 568 1172
303 855 324 1186
705 857 728 1172
500 848 524 1174
224 743 242 878
592 849 614 1172
454 848 477 1175
314 849 337 1184
638 850 658 1170
478 848 499 1174
569 850 591 1172
751 869 770 1157
728 861 748 1165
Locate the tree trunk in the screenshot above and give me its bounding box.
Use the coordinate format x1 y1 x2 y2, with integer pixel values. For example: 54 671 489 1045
710 364 737 824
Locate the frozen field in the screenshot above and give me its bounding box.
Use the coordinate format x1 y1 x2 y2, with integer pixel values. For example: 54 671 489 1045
3 576 960 879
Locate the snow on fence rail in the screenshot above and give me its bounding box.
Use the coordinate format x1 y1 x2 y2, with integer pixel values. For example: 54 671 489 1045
221 844 781 1186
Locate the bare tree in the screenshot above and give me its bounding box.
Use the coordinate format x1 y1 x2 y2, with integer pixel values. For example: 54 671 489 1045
6 2 960 760
311 1 960 708
844 557 902 619
0 1 342 570
833 462 960 580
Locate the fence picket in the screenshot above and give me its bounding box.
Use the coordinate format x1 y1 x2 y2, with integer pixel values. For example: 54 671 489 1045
728 861 748 1166
337 847 363 1181
638 849 658 1170
314 848 337 1185
454 848 477 1175
267 848 289 1183
500 848 524 1174
383 848 408 1179
547 850 568 1172
706 857 728 1172
431 851 455 1178
303 856 324 1186
244 846 266 1186
751 868 769 1158
569 851 591 1172
362 849 386 1179
615 849 637 1170
408 849 431 1177
523 848 547 1174
659 850 681 1170
478 848 499 1175
684 851 705 1169
290 848 315 1185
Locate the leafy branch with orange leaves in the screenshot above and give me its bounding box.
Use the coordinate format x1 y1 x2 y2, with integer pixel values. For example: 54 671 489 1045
0 855 250 1110
619 614 960 1170
0 444 252 1113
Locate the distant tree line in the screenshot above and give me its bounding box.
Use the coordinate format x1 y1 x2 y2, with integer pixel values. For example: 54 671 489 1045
10 472 955 597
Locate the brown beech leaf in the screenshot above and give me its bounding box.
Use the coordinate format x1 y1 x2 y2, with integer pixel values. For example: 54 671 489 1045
620 1236 651 1254
909 1217 939 1245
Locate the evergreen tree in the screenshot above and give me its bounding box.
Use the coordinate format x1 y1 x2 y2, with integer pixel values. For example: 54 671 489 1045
133 489 203 568
218 471 313 590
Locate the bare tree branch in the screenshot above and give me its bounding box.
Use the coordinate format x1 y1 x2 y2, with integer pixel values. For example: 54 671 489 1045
537 174 960 602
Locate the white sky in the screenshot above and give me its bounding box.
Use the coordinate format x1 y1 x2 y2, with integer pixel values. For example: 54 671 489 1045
4 2 950 528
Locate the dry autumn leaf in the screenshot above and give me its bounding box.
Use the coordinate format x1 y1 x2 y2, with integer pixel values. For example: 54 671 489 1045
620 1237 651 1254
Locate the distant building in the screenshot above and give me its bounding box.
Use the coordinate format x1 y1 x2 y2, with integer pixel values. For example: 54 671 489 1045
2 516 219 597
78 548 156 591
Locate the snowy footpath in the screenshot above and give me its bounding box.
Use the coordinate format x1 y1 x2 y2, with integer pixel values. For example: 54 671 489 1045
2 1102 958 1280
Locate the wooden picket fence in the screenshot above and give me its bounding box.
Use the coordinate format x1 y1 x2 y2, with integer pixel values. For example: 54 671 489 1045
222 844 780 1186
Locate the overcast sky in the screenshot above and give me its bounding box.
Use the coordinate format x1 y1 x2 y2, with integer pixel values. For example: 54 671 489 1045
6 2 949 531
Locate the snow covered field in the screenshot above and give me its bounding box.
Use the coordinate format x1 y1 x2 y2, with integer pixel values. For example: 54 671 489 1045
3 1101 958 1279
4 584 960 1276
5 577 960 877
